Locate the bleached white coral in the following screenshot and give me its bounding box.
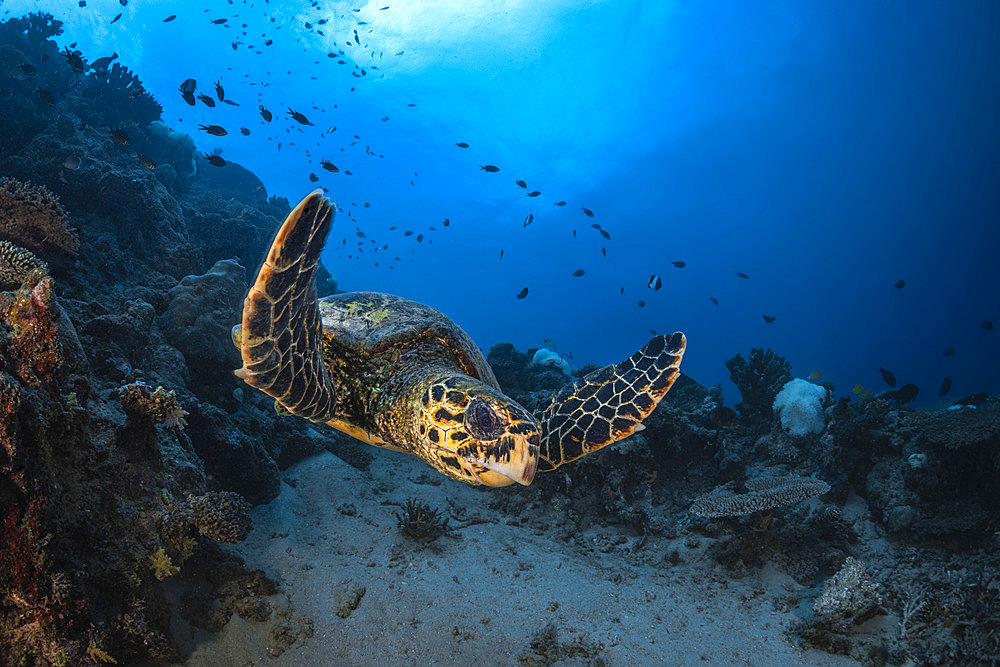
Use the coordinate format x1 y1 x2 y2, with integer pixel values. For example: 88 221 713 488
773 378 826 436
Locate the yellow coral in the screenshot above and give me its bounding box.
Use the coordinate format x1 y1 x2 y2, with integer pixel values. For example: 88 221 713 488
86 643 118 664
0 240 47 288
0 177 78 254
149 547 179 580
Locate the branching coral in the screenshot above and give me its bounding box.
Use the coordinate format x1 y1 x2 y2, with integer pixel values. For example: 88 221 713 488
725 348 792 423
690 476 830 518
0 269 62 384
118 381 188 428
0 177 78 254
84 62 162 127
0 240 47 287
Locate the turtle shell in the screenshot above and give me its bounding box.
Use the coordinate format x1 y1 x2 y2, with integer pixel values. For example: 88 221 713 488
317 291 499 390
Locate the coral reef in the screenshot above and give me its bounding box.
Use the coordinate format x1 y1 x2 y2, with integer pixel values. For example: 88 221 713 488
187 491 253 544
725 347 791 423
812 557 882 628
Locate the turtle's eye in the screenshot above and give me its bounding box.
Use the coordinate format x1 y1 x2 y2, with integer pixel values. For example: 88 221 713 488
465 397 504 441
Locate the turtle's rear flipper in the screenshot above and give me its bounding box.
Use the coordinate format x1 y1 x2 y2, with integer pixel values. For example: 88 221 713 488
536 333 686 471
237 190 338 423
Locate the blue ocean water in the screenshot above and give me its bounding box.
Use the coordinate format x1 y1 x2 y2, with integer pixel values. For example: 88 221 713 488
5 0 998 405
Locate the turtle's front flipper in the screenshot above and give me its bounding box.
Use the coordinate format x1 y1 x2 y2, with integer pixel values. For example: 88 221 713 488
236 190 338 423
536 333 686 472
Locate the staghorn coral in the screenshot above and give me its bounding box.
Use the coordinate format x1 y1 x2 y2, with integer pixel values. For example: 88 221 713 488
0 240 47 287
186 491 253 544
0 269 61 384
690 475 830 518
726 347 792 424
118 381 188 428
0 177 78 254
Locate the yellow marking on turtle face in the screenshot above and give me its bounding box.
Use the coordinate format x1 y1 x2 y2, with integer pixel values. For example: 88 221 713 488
340 301 364 317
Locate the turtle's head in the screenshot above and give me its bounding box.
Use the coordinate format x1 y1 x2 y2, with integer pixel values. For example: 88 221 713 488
415 375 539 487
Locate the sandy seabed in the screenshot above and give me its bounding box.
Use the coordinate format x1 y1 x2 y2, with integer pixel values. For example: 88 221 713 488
166 449 863 666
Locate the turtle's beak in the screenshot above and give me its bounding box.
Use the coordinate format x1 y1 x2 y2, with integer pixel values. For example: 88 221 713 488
469 432 539 487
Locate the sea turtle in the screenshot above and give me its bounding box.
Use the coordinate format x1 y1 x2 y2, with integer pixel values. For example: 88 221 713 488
233 191 686 487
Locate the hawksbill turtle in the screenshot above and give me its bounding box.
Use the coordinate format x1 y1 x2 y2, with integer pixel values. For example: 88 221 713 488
232 191 686 487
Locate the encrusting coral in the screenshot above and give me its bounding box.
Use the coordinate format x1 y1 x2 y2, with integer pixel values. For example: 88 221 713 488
186 491 253 544
0 268 62 384
690 475 830 518
0 177 79 255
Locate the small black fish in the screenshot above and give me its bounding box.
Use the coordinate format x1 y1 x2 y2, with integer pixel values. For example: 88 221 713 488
137 155 156 170
259 105 272 121
109 128 130 145
18 63 35 75
198 124 227 136
240 127 250 136
620 287 624 296
894 279 905 289
416 234 424 242
515 179 527 188
648 274 662 291
954 392 990 406
894 383 919 405
404 231 413 236
455 142 469 148
309 173 319 182
710 296 719 305
163 15 177 22
943 347 955 356
737 272 749 279
526 190 541 197
35 88 54 105
499 249 504 260
601 247 606 256
442 219 450 227
197 92 216 107
211 18 228 25
709 406 737 429
111 13 122 24
204 153 226 167
599 229 610 240
672 260 686 268
572 269 585 277
940 377 952 396
984 320 995 330
763 314 775 323
522 213 534 228
554 201 566 207
637 300 646 308
516 287 528 299
581 206 594 217
320 160 338 173
214 80 225 101
480 165 499 172
879 367 897 388
287 108 313 125
63 47 84 74
120 0 127 5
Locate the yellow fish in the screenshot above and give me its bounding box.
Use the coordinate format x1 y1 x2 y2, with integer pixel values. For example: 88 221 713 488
808 370 822 380
851 383 866 395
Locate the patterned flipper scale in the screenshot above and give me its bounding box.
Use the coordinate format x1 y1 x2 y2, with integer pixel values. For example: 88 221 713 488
239 190 338 423
536 332 686 471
